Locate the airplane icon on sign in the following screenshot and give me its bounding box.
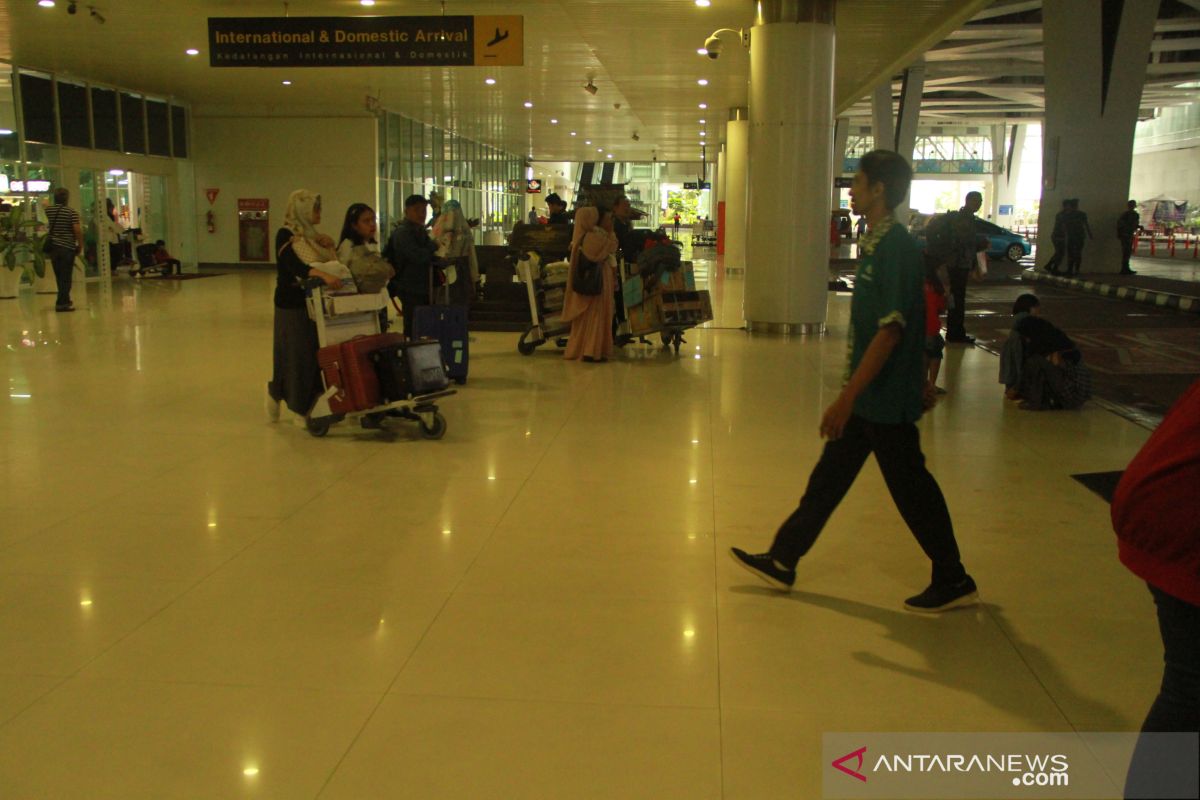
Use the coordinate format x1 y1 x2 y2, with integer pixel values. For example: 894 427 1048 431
486 27 509 47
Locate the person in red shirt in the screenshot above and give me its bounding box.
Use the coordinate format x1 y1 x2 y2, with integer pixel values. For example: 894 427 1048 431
152 240 181 276
1112 379 1200 797
923 264 947 394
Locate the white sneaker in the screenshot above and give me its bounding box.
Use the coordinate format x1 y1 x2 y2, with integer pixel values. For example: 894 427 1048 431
265 391 281 422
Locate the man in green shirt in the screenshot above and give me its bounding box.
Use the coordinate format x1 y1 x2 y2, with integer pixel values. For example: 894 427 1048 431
730 149 977 613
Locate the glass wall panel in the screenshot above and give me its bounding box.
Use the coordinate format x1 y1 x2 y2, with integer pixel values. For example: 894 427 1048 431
146 100 170 157
170 105 188 158
92 88 119 151
19 73 56 144
0 71 18 161
120 92 145 154
58 80 90 148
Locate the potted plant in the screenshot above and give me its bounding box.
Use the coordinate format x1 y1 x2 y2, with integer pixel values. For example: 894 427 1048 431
0 205 48 298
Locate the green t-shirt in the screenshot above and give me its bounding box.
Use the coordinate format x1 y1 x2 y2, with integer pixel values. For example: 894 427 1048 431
846 218 926 425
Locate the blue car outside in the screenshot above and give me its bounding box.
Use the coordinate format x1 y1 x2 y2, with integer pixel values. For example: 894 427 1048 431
913 217 1032 262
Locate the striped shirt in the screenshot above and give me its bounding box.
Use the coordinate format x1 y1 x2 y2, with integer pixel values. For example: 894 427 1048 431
45 204 80 250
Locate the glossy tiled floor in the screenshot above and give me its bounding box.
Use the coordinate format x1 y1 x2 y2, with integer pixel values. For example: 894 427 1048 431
0 265 1161 798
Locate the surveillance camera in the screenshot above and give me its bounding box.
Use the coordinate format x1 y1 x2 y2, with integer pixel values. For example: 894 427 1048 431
583 81 598 95
67 0 77 13
704 35 722 59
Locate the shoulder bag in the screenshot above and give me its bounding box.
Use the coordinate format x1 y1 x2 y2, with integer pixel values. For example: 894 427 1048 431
572 253 604 296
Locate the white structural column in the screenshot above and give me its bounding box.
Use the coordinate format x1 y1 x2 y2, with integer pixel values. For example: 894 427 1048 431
744 0 835 332
991 123 1026 224
871 82 894 156
891 61 924 221
723 109 749 272
831 116 850 209
1037 0 1160 272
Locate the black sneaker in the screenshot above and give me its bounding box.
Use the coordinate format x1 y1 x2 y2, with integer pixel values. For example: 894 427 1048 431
904 576 979 613
55 304 75 312
729 548 795 592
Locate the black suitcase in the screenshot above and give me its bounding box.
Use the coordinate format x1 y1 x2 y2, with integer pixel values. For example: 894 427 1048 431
412 304 469 385
370 340 450 401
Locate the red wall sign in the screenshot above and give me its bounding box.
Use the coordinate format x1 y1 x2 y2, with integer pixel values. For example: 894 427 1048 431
237 198 269 211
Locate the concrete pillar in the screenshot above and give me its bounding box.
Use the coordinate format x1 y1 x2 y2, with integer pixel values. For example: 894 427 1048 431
724 109 749 272
831 116 850 210
991 123 1026 225
1037 0 1160 273
744 0 835 333
892 61 925 222
871 82 894 154
715 145 727 253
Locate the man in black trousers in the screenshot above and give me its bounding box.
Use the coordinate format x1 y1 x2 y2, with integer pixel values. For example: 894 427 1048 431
730 149 978 613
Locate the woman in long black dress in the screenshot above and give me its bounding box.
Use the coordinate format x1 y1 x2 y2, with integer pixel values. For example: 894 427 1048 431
266 189 344 423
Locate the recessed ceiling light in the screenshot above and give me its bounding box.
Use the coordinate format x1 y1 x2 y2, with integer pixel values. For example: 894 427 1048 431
585 140 592 144
696 48 708 55
38 0 55 7
695 0 712 6
570 131 577 136
360 0 375 4
185 48 200 56
0 129 13 135
700 132 706 137
699 103 708 109
523 101 533 108
597 148 603 152
550 118 558 124
484 77 496 85
281 80 292 86
606 153 614 158
699 119 706 123
697 79 709 86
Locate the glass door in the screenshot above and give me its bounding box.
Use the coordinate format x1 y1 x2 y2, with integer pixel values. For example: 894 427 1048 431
77 169 100 277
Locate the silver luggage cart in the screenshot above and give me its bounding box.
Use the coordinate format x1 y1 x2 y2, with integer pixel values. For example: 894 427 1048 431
516 255 572 355
303 280 454 439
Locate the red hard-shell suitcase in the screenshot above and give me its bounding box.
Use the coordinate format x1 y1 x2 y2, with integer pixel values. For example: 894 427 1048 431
339 333 403 410
317 344 355 415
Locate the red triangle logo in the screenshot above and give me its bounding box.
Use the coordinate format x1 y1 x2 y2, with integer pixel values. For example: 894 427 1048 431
832 746 868 782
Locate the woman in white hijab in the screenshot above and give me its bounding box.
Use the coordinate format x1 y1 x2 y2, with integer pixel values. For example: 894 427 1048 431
433 198 479 302
266 189 345 424
561 206 619 362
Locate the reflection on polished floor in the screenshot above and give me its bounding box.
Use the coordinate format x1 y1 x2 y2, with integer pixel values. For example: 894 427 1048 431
0 262 1160 798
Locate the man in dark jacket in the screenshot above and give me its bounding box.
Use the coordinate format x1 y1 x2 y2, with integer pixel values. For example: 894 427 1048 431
1118 199 1140 275
1063 198 1093 276
386 194 438 339
545 193 570 225
945 190 983 344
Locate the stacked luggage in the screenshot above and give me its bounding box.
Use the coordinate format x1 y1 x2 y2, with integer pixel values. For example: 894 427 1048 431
304 283 454 439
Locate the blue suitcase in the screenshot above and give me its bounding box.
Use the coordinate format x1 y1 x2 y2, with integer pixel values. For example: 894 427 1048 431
412 304 469 384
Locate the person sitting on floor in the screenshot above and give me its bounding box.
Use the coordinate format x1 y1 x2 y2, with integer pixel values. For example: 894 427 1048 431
1000 293 1041 400
1012 308 1092 411
152 240 181 276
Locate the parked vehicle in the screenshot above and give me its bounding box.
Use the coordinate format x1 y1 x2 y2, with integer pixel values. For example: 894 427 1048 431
911 214 1032 262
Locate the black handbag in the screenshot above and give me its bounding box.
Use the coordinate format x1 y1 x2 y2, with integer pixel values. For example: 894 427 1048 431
572 254 604 296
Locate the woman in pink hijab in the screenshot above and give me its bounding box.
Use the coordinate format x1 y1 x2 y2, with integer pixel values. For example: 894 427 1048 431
561 206 620 362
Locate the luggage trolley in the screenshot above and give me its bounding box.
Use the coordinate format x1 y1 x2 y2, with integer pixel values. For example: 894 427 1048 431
516 254 572 355
507 223 574 356
615 255 713 355
303 280 455 439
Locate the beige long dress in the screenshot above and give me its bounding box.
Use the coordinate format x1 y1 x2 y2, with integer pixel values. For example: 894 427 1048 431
561 208 619 361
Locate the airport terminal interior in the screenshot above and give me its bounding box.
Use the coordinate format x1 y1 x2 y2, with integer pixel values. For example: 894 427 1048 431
2 0 1200 797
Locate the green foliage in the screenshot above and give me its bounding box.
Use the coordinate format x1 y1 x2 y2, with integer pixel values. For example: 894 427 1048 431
0 205 48 277
664 190 701 225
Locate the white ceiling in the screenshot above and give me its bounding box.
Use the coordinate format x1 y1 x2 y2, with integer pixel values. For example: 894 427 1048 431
847 0 1200 126
4 0 993 162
